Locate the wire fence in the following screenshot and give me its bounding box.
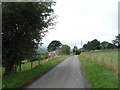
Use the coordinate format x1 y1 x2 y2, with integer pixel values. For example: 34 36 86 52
1 56 59 75
81 51 118 75
17 56 59 72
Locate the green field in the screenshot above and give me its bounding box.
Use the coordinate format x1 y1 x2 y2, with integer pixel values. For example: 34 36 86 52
92 51 118 67
78 55 118 88
1 62 39 74
1 58 54 75
2 55 69 88
82 51 119 74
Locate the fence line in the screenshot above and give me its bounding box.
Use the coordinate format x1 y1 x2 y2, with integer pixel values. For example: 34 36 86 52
17 55 60 72
82 49 120 54
82 52 118 75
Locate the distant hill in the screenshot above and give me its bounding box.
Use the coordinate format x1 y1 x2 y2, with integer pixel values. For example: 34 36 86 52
38 45 47 50
36 46 47 55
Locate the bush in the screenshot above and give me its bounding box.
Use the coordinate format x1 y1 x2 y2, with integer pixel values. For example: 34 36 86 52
44 52 49 59
75 49 81 55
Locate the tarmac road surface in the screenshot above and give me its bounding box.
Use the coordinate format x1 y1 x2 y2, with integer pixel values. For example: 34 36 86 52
25 55 89 88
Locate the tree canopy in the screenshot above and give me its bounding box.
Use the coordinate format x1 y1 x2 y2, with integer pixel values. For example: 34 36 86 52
61 45 70 55
83 44 87 49
73 46 78 53
100 41 109 49
2 2 56 75
112 34 120 48
73 46 81 55
47 40 62 51
85 39 101 50
107 43 116 49
83 39 117 51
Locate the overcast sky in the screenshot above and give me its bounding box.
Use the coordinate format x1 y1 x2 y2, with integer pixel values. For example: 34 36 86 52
42 0 119 49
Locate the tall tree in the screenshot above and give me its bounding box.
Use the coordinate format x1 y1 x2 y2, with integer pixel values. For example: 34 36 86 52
2 2 56 75
47 40 62 51
107 43 116 49
76 49 81 55
100 41 109 49
73 46 78 53
61 45 70 55
112 34 120 48
86 41 92 50
83 44 87 49
86 39 101 50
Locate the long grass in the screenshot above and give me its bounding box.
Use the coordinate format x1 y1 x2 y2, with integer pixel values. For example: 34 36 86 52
78 55 118 88
2 55 69 88
82 51 119 75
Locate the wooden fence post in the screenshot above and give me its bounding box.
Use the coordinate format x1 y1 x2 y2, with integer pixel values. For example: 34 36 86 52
96 55 98 62
90 53 91 59
19 61 21 72
110 56 113 68
92 53 94 61
31 61 33 69
91 53 93 59
102 54 104 64
30 58 33 69
38 60 39 65
14 64 17 72
38 59 41 65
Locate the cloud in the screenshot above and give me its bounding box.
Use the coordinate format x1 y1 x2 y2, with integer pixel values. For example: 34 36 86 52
42 0 119 48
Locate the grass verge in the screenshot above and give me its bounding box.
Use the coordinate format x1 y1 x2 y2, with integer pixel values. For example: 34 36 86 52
2 55 69 88
1 59 52 75
78 55 118 88
82 51 119 75
92 51 118 74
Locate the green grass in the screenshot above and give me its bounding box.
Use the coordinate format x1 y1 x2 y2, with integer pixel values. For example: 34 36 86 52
17 60 40 72
0 67 2 90
83 51 119 75
92 51 118 68
78 55 118 88
1 59 52 74
2 55 69 88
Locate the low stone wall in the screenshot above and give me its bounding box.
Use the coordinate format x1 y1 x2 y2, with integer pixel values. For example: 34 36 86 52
82 49 120 54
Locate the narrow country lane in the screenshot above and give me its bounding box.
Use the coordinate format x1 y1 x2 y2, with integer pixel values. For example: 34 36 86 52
25 55 89 88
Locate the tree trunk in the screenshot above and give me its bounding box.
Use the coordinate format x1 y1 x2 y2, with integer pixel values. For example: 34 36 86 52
38 59 41 65
19 61 21 72
14 64 17 72
31 61 33 69
4 63 15 76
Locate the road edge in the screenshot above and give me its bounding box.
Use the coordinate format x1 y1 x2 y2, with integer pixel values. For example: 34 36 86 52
20 56 71 88
78 55 90 88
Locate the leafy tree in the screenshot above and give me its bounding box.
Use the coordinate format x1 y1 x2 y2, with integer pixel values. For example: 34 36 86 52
112 34 120 48
73 46 78 53
61 45 70 55
75 49 81 55
86 41 91 50
72 46 81 55
100 41 109 49
86 39 101 50
2 2 56 75
107 43 116 49
43 51 49 59
100 41 116 49
83 44 87 49
47 40 62 51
